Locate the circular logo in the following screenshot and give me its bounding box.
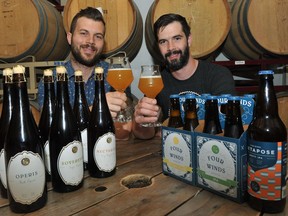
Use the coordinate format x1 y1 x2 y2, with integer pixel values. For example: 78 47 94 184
21 157 30 166
72 146 78 153
211 145 219 154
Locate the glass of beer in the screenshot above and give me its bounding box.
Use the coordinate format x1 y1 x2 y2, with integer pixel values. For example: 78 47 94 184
106 56 134 122
138 65 164 127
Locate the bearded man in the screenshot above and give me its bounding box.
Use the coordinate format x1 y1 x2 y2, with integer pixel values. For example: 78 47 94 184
132 13 235 139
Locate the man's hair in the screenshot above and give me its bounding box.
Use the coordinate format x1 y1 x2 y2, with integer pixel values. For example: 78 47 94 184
70 7 106 34
153 13 191 41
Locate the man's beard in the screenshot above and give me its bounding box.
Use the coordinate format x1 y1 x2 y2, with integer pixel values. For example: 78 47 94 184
164 46 190 71
71 43 101 67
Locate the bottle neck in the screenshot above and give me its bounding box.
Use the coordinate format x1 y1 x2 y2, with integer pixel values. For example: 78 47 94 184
2 76 13 115
170 99 181 117
185 99 197 119
12 73 30 112
74 76 85 98
255 75 278 116
56 73 70 105
43 76 55 102
94 72 108 111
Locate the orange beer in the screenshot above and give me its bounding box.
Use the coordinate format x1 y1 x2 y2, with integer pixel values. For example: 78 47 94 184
138 75 164 98
106 68 134 92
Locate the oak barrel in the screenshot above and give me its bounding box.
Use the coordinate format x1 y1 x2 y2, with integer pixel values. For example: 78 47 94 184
0 0 70 63
63 0 143 61
277 91 288 129
222 0 288 60
145 0 231 63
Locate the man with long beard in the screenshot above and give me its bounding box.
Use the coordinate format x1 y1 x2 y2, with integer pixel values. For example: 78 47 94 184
38 7 131 139
132 13 235 139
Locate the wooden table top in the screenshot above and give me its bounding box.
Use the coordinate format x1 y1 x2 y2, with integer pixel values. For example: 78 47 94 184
0 137 286 215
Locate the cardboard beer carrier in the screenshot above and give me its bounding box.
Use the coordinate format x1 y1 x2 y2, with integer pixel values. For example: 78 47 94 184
162 94 254 203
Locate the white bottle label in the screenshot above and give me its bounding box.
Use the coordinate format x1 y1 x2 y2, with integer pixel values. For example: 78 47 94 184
81 129 88 163
57 140 84 186
163 132 192 177
44 140 51 174
7 151 45 204
198 138 236 197
93 132 116 172
0 149 7 189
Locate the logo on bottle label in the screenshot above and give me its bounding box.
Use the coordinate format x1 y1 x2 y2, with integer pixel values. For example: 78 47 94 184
0 149 7 189
93 132 116 172
81 129 88 163
197 137 237 197
7 151 45 204
44 140 51 174
57 140 84 186
163 132 192 178
248 140 287 200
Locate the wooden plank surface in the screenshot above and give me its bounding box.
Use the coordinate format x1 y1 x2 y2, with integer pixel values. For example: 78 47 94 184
73 174 200 216
169 190 260 216
0 152 162 215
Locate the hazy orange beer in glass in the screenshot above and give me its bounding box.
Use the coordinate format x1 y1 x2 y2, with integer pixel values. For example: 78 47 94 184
107 56 134 122
138 65 163 127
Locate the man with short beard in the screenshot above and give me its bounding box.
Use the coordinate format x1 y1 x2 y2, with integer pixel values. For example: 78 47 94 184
38 7 131 139
132 13 235 139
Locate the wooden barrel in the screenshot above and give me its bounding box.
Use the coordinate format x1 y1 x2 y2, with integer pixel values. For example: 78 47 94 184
0 0 70 63
145 0 231 63
0 100 40 125
277 91 288 129
222 0 288 60
63 0 143 61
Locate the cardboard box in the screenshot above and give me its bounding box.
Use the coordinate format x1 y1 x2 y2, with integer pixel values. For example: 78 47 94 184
162 95 254 203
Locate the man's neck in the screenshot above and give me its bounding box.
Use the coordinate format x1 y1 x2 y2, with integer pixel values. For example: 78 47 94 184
71 58 94 82
171 58 198 80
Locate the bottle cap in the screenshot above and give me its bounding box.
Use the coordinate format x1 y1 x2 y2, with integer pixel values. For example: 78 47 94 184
75 70 83 76
170 94 180 99
206 95 218 100
3 68 13 76
56 66 67 74
258 70 274 75
13 65 25 74
228 96 240 101
185 93 196 99
95 67 104 74
43 69 53 76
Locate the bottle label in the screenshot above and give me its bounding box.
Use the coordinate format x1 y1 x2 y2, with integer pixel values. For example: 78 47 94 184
248 140 287 200
93 132 116 172
44 140 51 174
81 128 88 163
57 140 84 186
197 138 237 197
7 151 45 204
0 149 7 189
163 132 192 177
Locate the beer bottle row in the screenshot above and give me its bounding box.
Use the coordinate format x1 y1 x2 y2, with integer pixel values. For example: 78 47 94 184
167 70 287 213
0 65 116 213
167 93 244 139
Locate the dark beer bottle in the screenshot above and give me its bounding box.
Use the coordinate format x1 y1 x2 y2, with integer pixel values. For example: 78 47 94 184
88 67 116 178
5 65 47 213
49 66 84 192
168 94 183 128
183 94 198 131
224 96 244 138
38 69 56 182
247 70 287 213
73 70 90 170
0 68 13 199
203 95 222 134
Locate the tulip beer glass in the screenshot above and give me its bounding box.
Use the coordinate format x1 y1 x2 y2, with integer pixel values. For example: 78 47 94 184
138 65 164 127
106 56 134 122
